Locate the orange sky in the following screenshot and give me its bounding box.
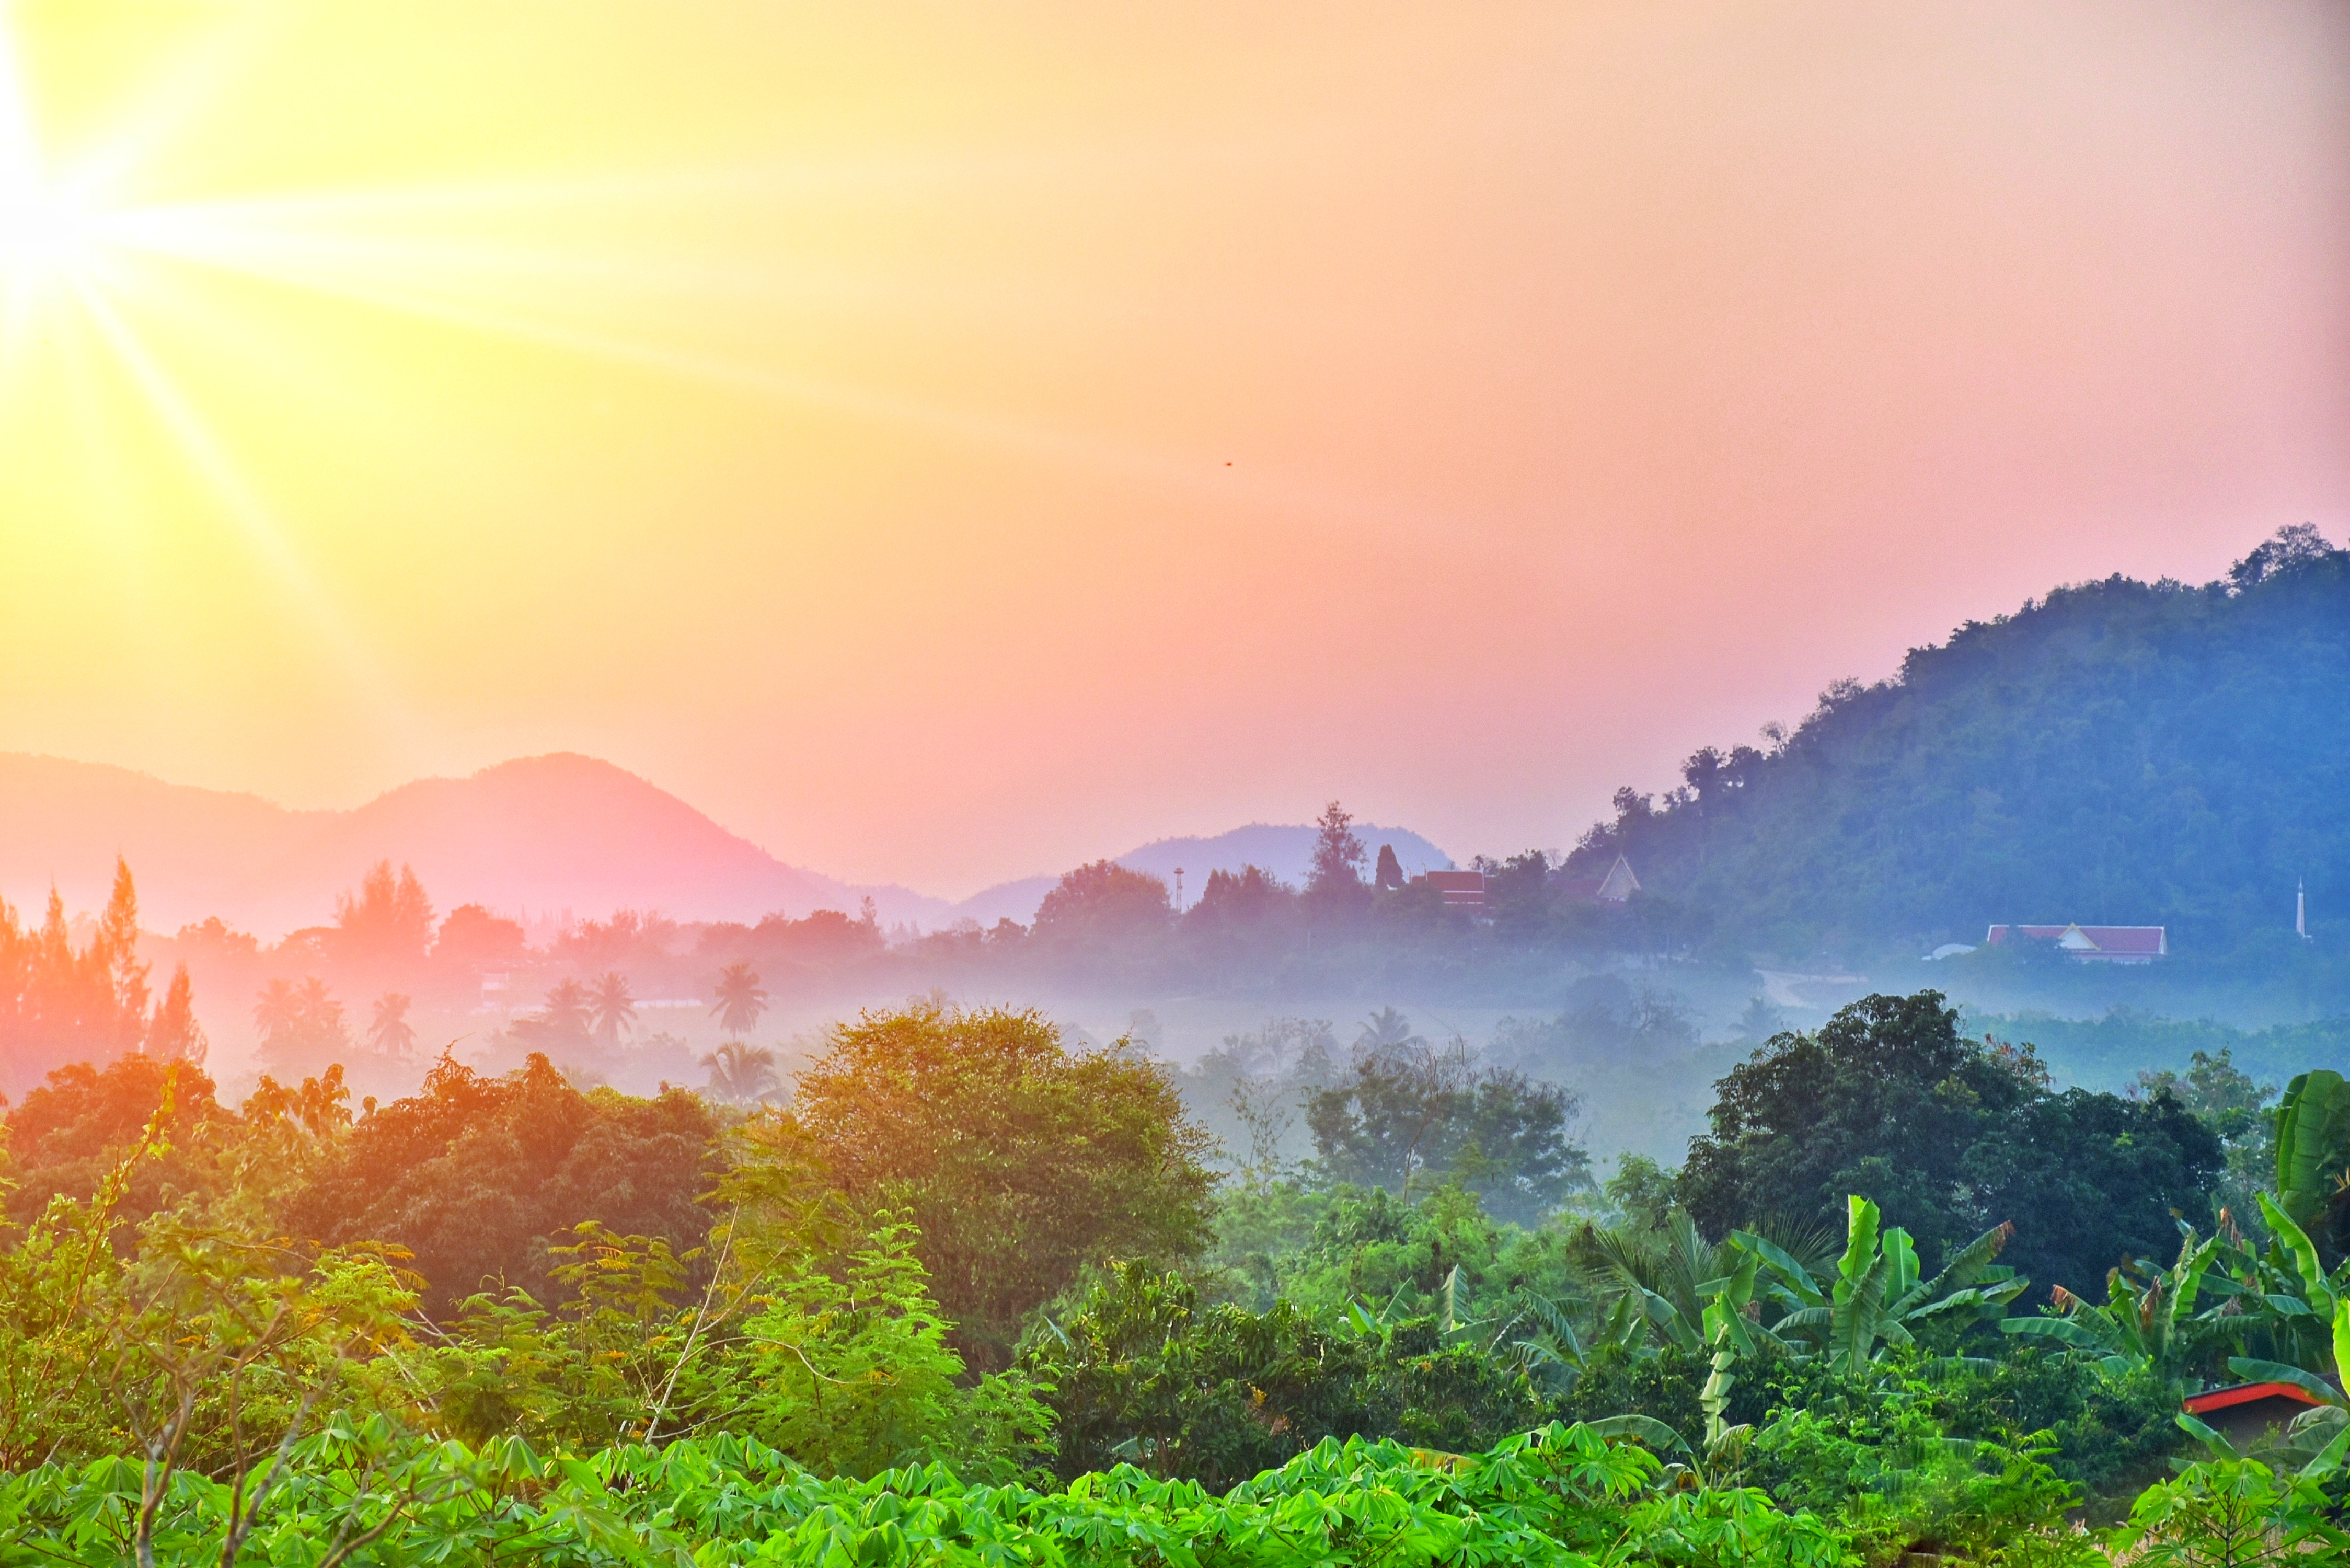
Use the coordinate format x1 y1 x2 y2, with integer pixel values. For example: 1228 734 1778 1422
1 2 2345 897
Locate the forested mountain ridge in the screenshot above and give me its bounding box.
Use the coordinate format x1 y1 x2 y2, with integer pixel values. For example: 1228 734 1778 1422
1571 526 2350 964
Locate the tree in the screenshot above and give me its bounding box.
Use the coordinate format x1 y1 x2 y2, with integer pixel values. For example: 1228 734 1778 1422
1307 801 1366 894
144 965 206 1064
252 977 351 1081
785 999 1217 1369
1680 991 2221 1292
511 978 593 1059
1679 992 2037 1260
587 971 636 1050
1374 844 1405 892
1032 860 1172 948
366 993 417 1061
1960 1086 2222 1293
1306 1016 1588 1221
290 1052 717 1317
333 861 435 961
2 1053 222 1229
0 864 158 1094
433 904 526 969
700 1041 781 1104
710 962 768 1036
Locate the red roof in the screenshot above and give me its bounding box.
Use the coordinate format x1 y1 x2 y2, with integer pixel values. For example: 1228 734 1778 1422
1985 924 2167 958
1414 870 1487 909
2183 1381 2327 1415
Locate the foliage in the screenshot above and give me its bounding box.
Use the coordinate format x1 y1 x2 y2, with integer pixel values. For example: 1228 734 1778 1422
700 1040 782 1104
288 1051 718 1316
1682 992 2221 1292
2273 1067 2350 1259
1304 1023 1588 1222
782 999 1217 1369
332 860 435 961
1563 526 2350 968
0 860 164 1100
710 960 769 1035
2116 1449 2350 1567
1033 860 1174 950
0 1420 1868 1568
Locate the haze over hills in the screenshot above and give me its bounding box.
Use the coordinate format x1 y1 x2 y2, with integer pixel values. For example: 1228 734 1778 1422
953 823 1457 928
1565 527 2350 966
0 753 933 939
0 752 1457 941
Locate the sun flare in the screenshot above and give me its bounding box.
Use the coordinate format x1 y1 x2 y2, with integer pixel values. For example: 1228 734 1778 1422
0 171 103 282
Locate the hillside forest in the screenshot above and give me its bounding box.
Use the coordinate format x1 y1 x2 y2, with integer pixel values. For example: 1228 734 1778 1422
10 971 2350 1564
2 526 2348 1563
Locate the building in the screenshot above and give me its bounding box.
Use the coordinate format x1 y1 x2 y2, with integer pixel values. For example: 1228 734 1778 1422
1414 870 1489 915
1983 924 2167 963
1551 854 1642 905
2182 1381 2329 1448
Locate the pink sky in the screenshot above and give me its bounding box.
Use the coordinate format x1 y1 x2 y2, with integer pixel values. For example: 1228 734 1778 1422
0 2 2344 897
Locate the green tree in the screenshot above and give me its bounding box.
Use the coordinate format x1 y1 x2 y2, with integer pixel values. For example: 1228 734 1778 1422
289 1053 717 1317
784 999 1216 1369
1306 1024 1587 1223
1679 991 2218 1292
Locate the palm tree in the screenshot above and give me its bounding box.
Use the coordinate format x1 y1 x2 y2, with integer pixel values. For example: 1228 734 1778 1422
368 991 418 1060
588 971 636 1049
513 977 593 1054
253 977 302 1051
710 962 768 1036
699 1040 781 1105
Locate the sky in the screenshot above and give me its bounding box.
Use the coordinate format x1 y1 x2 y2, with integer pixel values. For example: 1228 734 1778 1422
0 2 2344 900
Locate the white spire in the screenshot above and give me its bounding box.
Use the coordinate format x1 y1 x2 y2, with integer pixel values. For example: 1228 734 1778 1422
2299 878 2309 940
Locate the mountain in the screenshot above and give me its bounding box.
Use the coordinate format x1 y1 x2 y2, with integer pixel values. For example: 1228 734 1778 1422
0 753 951 938
947 822 1456 928
0 751 1457 943
1568 527 2350 963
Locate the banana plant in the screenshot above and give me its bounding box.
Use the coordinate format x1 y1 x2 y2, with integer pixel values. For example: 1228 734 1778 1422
2275 1069 2350 1234
1692 1196 2025 1444
2002 1230 2225 1380
1758 1196 2026 1373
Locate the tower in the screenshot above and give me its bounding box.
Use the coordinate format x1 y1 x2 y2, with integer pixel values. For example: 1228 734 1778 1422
2300 878 2311 941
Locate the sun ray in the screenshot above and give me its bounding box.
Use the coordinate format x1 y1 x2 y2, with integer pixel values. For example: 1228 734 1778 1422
119 196 1466 555
70 278 422 755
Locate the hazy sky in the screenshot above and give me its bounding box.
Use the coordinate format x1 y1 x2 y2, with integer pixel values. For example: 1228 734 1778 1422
1 2 2344 897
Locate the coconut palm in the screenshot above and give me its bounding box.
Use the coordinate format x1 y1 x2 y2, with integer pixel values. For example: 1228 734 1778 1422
367 991 418 1059
588 970 637 1050
710 962 768 1036
512 977 594 1055
700 1040 781 1105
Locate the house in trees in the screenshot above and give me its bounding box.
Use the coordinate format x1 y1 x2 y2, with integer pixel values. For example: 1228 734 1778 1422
1551 854 1641 905
1984 923 2167 964
1412 870 1490 914
2182 1381 2329 1448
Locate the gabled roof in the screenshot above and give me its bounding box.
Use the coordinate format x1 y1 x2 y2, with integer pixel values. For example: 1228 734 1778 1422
2183 1381 2328 1415
1552 855 1640 904
1985 923 2167 957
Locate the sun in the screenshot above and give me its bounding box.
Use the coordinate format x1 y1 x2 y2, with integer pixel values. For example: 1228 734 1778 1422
0 170 103 283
